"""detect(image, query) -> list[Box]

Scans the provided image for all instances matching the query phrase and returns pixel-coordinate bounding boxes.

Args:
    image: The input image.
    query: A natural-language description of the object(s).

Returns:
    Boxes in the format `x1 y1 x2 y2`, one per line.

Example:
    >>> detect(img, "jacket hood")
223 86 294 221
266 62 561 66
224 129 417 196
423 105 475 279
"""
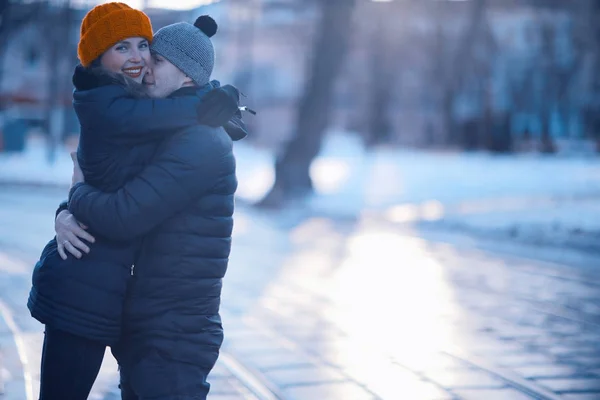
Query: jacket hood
72 64 148 98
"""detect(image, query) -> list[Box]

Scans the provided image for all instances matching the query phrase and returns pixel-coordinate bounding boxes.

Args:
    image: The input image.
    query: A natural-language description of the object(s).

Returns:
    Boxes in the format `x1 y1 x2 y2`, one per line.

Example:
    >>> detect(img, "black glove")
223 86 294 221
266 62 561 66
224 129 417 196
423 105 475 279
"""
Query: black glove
224 110 248 141
197 84 240 128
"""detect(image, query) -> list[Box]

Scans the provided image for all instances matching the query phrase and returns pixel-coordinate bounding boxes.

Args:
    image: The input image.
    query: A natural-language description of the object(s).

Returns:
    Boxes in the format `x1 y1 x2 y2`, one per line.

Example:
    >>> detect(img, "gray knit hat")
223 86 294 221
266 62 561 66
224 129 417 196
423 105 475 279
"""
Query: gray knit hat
150 15 217 86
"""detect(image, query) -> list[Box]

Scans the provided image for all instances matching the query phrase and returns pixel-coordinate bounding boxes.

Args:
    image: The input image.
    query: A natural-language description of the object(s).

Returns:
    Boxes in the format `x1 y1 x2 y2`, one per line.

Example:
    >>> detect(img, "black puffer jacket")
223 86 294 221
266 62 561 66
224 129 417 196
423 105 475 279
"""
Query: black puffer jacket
28 66 244 345
67 92 239 394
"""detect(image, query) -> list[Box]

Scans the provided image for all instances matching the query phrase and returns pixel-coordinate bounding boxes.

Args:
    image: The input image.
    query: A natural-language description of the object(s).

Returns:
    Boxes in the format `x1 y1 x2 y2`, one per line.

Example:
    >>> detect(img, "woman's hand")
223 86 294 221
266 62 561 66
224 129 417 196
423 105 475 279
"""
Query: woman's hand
55 210 95 260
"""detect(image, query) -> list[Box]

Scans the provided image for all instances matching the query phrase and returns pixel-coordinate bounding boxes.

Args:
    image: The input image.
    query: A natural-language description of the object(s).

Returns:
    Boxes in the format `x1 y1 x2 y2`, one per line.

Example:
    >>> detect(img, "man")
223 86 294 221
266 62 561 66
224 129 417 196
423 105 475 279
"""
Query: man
58 15 244 399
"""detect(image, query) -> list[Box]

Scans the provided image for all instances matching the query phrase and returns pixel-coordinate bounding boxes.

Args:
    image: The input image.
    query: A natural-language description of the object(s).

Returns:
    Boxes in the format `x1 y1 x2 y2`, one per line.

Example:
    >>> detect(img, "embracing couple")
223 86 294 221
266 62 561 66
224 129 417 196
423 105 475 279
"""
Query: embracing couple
27 2 247 399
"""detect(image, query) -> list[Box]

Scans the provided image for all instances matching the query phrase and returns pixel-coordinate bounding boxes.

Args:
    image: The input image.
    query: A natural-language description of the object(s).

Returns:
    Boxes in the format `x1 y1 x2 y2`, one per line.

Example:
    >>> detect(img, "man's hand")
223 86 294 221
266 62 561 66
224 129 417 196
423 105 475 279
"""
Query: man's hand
71 152 84 188
55 210 95 260
197 84 240 128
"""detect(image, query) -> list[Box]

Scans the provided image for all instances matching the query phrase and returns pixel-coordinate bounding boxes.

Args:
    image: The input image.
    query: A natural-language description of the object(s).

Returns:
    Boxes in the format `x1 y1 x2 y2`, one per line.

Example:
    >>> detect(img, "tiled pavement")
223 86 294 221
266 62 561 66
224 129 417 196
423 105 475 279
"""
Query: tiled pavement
1 187 600 399
212 211 600 399
95 359 264 400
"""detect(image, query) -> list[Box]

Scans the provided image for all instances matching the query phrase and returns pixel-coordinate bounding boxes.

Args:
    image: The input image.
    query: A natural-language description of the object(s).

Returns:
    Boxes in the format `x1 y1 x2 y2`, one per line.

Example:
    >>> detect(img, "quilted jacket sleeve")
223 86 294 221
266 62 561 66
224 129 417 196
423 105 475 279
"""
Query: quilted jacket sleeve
94 85 240 146
98 87 201 145
68 127 235 241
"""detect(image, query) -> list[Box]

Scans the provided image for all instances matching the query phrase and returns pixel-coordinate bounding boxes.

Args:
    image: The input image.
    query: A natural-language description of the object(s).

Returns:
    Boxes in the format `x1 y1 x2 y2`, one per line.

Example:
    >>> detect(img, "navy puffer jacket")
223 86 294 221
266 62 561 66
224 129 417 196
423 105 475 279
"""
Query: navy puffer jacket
28 66 245 345
67 97 238 392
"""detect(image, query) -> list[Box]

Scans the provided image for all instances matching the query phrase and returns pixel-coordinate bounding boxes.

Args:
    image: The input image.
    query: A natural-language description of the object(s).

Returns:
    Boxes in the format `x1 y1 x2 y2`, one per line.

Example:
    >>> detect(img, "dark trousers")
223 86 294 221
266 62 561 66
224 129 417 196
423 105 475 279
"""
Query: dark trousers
118 362 211 400
39 326 106 400
114 342 210 400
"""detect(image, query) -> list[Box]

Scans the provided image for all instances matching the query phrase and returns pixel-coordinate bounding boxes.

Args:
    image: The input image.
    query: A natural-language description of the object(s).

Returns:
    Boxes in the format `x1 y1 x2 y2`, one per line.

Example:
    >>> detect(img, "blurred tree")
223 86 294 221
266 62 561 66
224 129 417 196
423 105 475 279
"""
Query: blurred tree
44 0 76 163
430 0 488 147
504 0 587 153
533 2 586 154
463 5 499 152
536 19 558 153
0 0 44 107
580 0 600 152
231 0 258 94
259 0 357 207
365 1 396 148
506 50 536 152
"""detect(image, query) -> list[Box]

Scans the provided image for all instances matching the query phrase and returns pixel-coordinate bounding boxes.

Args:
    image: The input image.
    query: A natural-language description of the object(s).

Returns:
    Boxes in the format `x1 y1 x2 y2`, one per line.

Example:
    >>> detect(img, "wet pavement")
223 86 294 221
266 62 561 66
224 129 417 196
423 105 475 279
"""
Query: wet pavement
1 186 599 399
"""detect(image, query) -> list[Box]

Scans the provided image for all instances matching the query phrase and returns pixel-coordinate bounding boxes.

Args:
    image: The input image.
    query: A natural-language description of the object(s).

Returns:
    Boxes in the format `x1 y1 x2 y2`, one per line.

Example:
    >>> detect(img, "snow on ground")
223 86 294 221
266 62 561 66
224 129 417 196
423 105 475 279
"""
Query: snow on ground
0 136 75 187
2 132 600 251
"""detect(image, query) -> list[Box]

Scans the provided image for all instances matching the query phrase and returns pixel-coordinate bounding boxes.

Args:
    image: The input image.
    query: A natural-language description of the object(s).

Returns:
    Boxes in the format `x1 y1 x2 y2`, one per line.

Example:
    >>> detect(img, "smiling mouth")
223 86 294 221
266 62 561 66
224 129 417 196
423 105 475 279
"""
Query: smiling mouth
123 67 143 78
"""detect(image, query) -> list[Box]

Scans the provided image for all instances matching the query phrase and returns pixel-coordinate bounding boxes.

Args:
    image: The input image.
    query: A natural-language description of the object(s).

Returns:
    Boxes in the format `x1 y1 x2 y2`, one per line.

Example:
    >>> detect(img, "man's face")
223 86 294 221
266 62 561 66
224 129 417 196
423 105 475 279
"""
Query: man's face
143 53 190 98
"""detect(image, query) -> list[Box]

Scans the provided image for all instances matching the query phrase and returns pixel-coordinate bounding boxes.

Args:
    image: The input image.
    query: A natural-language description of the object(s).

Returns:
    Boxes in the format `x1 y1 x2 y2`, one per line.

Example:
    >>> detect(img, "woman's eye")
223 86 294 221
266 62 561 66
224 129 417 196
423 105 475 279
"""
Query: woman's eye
140 42 149 49
116 46 127 52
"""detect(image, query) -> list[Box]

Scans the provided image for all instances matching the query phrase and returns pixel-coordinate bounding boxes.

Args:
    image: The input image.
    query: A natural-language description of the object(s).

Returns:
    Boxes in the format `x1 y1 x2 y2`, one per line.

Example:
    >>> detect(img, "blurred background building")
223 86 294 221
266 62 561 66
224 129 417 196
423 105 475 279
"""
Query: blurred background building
0 0 598 165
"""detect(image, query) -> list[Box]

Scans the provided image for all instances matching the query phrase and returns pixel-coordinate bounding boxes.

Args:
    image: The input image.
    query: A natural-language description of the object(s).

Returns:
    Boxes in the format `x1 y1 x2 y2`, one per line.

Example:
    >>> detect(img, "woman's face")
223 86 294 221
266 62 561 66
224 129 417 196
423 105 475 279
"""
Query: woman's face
100 37 150 83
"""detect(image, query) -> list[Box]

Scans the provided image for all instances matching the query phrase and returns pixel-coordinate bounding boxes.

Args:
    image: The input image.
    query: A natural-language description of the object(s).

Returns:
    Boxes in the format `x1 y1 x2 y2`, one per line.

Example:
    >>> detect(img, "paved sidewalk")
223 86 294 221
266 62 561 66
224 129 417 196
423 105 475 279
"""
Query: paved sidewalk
97 358 265 400
216 209 600 400
0 250 270 400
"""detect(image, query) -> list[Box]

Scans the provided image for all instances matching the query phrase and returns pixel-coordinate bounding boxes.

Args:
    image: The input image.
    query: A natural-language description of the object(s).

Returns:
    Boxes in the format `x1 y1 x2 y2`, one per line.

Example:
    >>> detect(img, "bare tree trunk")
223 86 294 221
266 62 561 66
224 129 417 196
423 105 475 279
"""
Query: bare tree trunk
479 81 494 151
0 1 42 108
365 3 395 148
45 0 72 164
258 0 356 207
366 68 393 147
538 21 557 154
471 7 501 152
0 0 11 106
435 0 487 147
431 6 454 148
586 0 600 152
441 89 456 146
539 101 556 153
452 0 487 147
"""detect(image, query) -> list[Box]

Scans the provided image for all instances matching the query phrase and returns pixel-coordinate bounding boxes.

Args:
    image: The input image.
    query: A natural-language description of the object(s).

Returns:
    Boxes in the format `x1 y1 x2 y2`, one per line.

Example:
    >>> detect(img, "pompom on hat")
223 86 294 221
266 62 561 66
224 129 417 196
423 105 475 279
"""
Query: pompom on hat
78 2 153 67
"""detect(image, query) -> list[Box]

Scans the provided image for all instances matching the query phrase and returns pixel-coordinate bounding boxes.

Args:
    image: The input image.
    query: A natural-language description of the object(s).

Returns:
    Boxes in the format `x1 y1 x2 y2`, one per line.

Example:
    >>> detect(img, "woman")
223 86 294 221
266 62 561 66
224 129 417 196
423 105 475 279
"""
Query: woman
27 3 244 399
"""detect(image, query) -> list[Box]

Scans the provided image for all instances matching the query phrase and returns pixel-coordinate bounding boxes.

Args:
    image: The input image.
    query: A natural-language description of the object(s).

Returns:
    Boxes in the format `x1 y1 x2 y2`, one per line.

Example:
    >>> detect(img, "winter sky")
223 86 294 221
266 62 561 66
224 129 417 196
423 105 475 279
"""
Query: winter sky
86 0 219 11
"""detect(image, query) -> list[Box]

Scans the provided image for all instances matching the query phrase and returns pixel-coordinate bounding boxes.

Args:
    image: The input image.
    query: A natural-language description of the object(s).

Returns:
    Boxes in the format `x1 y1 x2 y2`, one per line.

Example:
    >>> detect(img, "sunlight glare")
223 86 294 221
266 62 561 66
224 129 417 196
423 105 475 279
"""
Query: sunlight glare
235 166 274 202
386 200 445 223
327 230 460 353
310 158 352 194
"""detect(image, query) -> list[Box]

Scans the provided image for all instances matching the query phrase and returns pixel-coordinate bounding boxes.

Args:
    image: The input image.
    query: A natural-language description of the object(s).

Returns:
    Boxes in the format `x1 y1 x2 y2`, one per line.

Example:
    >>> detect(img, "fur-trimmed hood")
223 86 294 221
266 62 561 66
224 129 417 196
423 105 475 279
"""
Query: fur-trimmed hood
72 64 149 98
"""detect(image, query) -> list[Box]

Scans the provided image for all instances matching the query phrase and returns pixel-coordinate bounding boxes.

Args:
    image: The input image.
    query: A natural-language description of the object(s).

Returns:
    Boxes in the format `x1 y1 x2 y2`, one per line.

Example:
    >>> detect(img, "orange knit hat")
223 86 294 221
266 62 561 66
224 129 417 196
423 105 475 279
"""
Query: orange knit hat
78 2 153 67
